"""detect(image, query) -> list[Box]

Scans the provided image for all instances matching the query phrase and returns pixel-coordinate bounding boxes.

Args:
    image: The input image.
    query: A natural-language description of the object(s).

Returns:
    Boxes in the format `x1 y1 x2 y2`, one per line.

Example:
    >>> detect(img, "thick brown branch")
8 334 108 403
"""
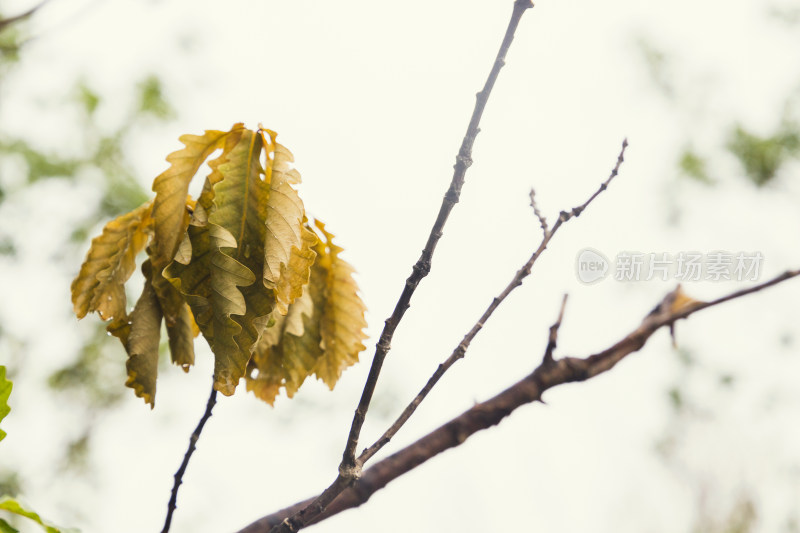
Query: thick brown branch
161 382 217 533
238 269 799 533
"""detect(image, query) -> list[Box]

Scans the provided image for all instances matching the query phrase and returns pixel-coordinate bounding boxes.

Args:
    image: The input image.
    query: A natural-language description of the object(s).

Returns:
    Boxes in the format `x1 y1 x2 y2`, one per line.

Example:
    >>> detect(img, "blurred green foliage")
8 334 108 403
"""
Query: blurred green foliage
0 366 10 442
678 148 713 184
636 37 674 99
726 122 800 187
0 139 81 184
0 472 21 499
47 325 127 409
0 496 73 533
0 2 175 476
667 386 684 412
0 82 160 222
693 496 757 533
137 75 175 119
0 365 21 498
637 28 800 189
769 4 800 26
0 9 25 67
76 81 100 117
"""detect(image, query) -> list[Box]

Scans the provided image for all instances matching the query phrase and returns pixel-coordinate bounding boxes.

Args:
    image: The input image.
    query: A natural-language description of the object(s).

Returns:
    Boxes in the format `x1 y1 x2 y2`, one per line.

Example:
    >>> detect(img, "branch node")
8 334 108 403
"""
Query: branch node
454 344 467 360
455 153 473 169
376 338 391 354
563 357 590 381
413 258 432 277
338 462 363 481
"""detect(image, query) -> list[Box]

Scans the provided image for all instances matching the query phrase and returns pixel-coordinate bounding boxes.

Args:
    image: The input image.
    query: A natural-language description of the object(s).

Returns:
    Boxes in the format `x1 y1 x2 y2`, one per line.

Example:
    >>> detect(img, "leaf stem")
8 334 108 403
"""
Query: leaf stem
161 381 218 533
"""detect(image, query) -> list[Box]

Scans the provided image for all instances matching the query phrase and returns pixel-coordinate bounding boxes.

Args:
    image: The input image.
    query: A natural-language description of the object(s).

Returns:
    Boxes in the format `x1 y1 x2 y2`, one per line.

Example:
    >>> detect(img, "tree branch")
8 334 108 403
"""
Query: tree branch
340 0 536 471
161 382 218 533
529 188 548 236
0 1 48 32
265 3 535 532
542 294 568 364
237 269 800 533
357 139 627 466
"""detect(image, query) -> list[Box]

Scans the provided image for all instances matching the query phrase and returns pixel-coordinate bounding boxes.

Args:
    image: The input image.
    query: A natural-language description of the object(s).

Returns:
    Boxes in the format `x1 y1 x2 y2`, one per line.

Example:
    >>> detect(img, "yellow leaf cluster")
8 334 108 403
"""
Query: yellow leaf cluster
246 220 368 404
71 124 367 407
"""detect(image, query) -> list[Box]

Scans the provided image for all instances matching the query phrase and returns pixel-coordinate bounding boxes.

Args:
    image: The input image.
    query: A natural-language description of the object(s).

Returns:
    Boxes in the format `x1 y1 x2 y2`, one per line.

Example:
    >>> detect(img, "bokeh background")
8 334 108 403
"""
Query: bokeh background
1 0 799 531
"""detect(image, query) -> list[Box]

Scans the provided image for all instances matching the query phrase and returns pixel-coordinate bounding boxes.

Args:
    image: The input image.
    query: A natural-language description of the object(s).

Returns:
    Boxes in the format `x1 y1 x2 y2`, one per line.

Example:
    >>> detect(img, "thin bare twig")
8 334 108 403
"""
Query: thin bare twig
357 139 627 465
529 188 548 236
265 3 535 532
238 268 800 532
543 294 568 364
341 0 536 472
161 383 218 533
0 1 48 32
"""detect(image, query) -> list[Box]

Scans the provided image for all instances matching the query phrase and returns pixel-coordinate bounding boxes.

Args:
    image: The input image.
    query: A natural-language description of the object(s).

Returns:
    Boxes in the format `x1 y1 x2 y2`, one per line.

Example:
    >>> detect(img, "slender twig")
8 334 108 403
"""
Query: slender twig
161 382 218 533
341 0 536 471
543 294 568 364
357 139 627 465
265 4 535 533
237 268 800 533
529 188 548 236
0 0 48 32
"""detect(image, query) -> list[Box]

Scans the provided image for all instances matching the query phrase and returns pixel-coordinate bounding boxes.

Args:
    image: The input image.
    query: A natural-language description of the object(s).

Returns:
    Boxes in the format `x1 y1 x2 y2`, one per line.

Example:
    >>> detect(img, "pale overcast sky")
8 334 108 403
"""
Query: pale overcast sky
1 0 799 532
